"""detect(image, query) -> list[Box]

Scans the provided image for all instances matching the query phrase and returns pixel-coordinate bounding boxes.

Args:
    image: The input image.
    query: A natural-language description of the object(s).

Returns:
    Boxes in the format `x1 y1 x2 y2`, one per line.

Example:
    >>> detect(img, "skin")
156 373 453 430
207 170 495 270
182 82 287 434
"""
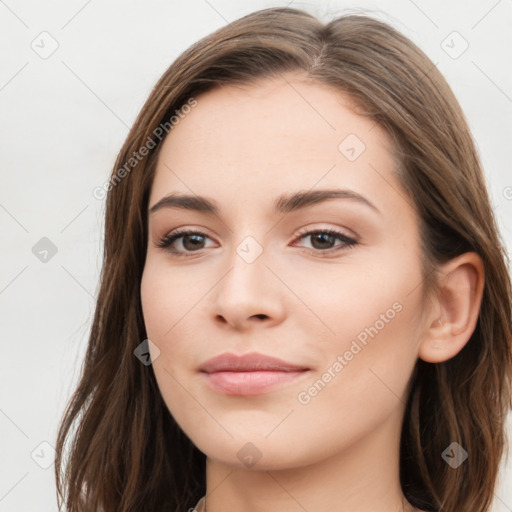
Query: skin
140 71 484 512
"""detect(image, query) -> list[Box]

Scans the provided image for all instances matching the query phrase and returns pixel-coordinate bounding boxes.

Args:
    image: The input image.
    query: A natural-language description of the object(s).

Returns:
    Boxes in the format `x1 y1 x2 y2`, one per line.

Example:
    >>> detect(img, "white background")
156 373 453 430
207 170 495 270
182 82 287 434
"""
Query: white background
1 0 511 510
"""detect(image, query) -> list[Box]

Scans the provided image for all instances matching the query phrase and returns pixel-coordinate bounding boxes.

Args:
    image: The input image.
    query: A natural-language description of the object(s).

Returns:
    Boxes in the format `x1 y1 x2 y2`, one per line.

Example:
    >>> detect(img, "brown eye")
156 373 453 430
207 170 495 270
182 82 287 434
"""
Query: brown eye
156 229 213 256
294 228 358 255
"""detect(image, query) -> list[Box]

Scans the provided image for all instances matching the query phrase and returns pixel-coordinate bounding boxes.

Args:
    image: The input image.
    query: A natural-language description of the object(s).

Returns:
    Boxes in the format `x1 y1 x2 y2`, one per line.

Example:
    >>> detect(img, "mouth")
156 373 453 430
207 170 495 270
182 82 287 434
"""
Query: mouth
199 352 311 396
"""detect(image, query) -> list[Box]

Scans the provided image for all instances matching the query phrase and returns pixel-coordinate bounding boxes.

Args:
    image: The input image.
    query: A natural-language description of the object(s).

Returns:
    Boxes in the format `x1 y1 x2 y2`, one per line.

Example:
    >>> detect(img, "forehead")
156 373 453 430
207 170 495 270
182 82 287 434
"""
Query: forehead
149 75 400 214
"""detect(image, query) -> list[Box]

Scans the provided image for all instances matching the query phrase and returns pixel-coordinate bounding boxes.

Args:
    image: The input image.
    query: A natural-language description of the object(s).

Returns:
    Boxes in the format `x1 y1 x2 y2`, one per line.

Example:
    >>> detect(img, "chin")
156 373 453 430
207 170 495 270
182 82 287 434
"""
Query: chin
191 431 323 472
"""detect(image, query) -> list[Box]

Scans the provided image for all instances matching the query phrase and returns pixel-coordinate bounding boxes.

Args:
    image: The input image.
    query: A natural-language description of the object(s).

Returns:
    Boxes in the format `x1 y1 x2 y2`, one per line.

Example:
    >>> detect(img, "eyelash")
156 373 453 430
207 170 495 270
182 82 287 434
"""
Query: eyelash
155 227 358 258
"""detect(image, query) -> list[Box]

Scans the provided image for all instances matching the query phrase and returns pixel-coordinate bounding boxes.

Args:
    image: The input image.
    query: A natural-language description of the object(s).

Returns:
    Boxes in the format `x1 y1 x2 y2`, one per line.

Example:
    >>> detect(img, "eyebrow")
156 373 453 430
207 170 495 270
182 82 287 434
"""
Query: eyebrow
149 189 380 216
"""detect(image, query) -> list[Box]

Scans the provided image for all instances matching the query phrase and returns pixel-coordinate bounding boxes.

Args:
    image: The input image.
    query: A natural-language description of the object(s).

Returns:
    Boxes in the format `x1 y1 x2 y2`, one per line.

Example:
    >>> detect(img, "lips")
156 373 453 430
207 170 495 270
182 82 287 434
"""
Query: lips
199 352 309 373
199 352 310 396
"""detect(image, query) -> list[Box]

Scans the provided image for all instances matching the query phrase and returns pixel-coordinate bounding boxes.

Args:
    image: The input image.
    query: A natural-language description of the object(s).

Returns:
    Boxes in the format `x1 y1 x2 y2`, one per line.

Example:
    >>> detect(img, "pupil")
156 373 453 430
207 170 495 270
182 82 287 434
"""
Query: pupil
184 234 204 251
312 233 333 249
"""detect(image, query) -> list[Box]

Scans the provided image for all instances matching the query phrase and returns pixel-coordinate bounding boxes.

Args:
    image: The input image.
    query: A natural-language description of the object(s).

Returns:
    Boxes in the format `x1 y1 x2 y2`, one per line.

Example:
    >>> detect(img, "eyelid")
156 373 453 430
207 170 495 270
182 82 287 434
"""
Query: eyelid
294 224 358 241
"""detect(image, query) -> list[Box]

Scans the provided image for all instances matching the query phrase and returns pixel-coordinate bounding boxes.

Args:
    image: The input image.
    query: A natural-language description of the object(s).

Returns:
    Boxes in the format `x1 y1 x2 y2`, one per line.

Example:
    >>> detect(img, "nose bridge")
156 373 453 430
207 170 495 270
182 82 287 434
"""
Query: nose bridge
212 230 284 327
223 232 270 299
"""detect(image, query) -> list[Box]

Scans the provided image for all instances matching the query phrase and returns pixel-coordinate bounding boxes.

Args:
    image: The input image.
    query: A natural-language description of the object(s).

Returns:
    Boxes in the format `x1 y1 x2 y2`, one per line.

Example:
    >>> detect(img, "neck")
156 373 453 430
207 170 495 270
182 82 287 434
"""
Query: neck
201 409 416 512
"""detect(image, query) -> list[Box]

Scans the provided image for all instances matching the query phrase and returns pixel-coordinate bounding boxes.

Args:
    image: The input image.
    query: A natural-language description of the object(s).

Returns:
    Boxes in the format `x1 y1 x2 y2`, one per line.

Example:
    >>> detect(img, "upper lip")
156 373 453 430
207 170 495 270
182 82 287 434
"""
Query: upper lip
199 352 309 373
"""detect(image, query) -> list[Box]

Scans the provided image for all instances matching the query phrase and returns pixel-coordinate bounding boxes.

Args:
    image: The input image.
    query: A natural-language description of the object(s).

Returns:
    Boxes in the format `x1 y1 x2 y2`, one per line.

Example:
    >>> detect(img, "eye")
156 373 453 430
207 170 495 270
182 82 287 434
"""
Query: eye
292 227 358 256
155 227 358 257
155 228 213 256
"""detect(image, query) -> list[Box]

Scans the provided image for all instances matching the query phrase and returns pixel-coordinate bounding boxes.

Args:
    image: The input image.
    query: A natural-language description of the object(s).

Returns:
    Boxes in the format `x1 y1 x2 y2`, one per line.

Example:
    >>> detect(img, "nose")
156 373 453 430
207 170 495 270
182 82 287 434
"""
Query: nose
211 242 286 330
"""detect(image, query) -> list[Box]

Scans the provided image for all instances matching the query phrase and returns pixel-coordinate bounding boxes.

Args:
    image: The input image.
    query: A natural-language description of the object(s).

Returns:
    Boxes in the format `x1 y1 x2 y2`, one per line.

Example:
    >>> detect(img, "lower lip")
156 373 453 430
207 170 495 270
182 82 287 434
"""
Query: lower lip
203 370 309 395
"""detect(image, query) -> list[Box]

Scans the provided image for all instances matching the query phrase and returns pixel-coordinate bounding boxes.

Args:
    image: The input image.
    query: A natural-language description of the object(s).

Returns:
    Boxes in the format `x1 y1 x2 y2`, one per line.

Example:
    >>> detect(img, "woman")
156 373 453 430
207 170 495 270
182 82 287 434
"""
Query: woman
55 7 512 512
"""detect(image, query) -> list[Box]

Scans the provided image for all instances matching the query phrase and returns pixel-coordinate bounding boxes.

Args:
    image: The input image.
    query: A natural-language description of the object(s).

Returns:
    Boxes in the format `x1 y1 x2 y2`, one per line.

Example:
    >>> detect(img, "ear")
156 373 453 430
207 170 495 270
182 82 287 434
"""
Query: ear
418 252 485 363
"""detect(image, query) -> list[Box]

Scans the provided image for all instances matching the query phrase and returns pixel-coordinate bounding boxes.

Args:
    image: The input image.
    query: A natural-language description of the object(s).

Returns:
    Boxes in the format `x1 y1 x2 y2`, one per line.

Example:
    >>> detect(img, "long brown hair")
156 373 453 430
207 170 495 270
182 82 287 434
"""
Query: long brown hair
55 7 512 511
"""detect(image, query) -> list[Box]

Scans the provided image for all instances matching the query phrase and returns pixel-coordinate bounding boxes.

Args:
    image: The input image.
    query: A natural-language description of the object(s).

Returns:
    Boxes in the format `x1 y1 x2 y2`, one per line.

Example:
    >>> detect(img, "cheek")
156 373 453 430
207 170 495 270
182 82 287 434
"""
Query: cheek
284 297 421 465
140 262 164 337
291 255 423 410
288 256 418 347
140 261 206 420
140 259 201 341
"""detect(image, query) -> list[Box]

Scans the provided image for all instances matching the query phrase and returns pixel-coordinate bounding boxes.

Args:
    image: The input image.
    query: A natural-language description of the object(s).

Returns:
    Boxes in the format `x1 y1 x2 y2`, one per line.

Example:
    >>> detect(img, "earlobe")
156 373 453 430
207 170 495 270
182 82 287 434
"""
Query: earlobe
418 252 485 363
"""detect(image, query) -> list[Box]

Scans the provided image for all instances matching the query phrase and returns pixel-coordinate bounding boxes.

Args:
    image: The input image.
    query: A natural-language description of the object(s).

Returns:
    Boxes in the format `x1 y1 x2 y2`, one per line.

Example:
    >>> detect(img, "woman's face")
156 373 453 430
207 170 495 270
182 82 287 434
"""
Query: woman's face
140 73 429 470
